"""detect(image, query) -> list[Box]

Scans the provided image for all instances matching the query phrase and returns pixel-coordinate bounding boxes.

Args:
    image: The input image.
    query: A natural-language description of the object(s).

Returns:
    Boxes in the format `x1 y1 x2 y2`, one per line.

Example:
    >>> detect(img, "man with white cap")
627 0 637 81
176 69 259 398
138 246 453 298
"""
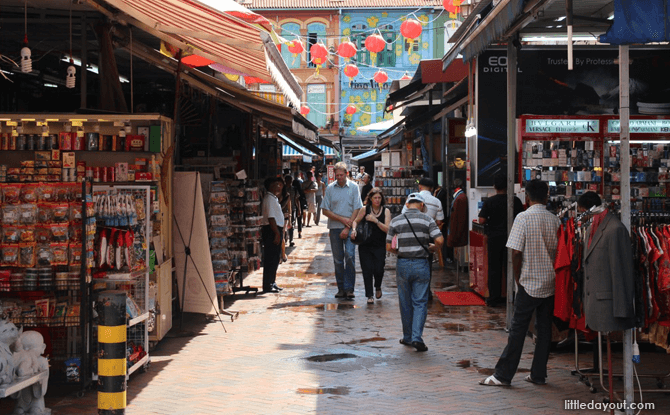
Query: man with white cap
387 192 443 352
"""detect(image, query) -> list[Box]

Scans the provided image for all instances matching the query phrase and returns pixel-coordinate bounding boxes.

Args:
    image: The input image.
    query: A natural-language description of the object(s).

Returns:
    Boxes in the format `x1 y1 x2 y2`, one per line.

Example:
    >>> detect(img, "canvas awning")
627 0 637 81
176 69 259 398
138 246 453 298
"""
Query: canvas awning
278 132 323 156
89 0 302 108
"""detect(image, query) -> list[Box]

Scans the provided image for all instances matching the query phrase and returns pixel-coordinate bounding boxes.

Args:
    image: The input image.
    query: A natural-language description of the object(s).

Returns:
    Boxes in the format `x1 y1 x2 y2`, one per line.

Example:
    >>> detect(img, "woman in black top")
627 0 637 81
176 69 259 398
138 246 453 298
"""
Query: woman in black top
351 187 392 304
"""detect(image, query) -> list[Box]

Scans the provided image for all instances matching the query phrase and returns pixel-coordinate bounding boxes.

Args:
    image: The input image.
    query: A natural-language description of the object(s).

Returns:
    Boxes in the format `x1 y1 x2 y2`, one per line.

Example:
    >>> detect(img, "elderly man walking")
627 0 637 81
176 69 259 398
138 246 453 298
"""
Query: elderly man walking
387 193 443 352
321 162 363 299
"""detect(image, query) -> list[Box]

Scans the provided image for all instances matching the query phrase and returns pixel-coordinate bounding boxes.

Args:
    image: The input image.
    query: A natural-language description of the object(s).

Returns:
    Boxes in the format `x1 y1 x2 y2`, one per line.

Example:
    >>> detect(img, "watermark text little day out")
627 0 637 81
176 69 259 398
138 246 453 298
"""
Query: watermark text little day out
564 400 655 412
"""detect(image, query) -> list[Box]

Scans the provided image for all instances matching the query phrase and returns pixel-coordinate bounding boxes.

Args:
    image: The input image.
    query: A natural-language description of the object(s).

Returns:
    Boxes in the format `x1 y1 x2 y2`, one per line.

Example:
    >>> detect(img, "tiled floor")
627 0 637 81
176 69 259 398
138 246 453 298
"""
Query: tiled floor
2 223 668 414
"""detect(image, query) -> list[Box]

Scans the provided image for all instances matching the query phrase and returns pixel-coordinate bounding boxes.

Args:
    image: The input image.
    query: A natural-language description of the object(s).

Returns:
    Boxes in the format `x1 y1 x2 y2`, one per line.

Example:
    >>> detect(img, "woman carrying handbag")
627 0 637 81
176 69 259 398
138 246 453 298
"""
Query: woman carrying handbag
351 188 391 304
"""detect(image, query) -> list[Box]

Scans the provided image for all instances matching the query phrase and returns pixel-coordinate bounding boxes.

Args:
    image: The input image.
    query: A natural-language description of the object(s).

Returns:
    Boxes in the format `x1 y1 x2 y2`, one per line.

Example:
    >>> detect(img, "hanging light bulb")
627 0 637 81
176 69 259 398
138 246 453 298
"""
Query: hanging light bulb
66 59 76 89
21 1 32 73
64 122 72 132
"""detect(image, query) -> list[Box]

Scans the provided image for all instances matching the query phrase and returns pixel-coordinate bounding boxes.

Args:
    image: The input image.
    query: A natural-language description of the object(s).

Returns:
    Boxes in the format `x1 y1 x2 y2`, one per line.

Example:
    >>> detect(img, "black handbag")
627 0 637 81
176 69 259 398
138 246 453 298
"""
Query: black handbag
352 220 373 246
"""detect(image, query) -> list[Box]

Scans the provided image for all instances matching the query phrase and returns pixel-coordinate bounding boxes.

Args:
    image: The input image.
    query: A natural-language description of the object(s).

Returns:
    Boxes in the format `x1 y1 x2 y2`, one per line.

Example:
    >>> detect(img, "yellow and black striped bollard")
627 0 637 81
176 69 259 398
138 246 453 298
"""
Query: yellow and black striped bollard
98 291 127 414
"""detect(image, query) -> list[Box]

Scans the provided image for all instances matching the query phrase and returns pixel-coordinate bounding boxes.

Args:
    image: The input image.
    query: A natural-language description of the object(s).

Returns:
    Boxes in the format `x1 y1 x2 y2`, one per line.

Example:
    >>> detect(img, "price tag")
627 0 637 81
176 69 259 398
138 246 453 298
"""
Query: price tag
11 129 18 137
37 121 47 126
42 132 49 137
113 121 125 127
76 130 84 137
72 121 84 127
6 121 17 127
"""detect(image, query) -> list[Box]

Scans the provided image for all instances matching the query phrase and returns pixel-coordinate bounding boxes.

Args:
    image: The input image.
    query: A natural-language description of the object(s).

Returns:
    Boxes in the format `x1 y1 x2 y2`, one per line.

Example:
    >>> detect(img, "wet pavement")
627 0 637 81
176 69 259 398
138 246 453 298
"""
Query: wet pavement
3 223 669 414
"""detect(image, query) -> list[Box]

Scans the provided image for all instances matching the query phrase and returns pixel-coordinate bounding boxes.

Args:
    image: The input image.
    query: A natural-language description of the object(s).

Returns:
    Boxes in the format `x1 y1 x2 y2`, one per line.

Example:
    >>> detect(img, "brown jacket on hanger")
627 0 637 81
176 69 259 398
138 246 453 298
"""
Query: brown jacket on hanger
583 213 636 332
447 192 469 247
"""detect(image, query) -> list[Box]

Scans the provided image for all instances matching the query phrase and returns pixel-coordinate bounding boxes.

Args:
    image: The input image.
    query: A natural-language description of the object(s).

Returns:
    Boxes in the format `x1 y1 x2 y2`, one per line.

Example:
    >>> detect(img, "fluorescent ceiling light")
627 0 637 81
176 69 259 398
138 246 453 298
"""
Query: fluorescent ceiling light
609 140 670 144
44 83 58 88
521 35 598 42
555 16 566 22
608 14 614 20
62 55 129 83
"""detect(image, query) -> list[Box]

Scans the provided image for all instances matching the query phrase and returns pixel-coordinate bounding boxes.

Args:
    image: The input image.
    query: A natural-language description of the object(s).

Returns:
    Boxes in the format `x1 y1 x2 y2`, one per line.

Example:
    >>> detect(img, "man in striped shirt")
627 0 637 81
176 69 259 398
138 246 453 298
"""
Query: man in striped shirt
480 180 560 387
387 193 444 352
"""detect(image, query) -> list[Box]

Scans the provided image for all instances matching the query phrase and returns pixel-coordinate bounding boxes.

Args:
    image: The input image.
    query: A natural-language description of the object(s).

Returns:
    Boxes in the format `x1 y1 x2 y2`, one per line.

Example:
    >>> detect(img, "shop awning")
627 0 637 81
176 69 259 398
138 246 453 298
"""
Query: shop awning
352 148 383 161
600 0 670 44
278 132 323 156
283 144 313 157
90 0 302 108
125 40 317 141
317 144 336 157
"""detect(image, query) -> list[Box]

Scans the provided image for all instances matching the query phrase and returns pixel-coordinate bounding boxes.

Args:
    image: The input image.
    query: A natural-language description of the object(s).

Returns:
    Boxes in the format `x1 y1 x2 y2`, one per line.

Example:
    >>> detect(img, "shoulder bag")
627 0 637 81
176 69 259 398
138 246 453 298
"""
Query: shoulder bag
352 206 374 246
403 214 431 255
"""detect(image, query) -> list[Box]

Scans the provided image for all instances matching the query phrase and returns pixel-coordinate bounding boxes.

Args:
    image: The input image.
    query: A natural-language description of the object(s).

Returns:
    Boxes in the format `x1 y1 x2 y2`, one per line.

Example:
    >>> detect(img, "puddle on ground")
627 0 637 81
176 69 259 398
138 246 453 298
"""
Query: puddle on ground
341 337 386 345
455 359 530 375
297 387 350 395
305 353 357 362
269 302 358 311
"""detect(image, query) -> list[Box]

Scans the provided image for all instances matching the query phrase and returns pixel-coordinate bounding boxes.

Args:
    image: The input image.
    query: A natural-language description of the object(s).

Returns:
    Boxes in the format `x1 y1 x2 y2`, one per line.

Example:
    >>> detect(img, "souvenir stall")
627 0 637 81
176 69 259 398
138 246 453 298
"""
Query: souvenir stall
0 114 174 386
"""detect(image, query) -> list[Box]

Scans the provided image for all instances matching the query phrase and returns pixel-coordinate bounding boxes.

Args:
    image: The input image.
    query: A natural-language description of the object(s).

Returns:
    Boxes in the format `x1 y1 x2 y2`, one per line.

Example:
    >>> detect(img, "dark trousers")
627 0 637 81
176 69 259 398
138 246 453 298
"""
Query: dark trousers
293 207 303 235
359 245 386 298
262 225 283 291
487 235 507 300
494 285 554 383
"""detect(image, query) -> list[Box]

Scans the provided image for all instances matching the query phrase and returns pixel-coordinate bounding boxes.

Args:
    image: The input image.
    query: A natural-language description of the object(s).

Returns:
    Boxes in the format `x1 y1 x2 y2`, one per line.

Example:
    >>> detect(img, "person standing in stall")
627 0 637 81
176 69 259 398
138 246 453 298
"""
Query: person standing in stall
480 180 559 386
447 178 469 274
261 178 285 293
478 173 524 306
321 162 363 299
360 173 373 203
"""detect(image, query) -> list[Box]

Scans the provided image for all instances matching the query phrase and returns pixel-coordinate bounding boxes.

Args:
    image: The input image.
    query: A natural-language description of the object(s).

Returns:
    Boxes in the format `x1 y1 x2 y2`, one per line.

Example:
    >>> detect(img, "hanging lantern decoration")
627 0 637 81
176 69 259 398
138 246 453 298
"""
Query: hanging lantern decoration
66 59 76 89
287 39 304 66
400 19 423 52
400 72 412 81
443 0 461 18
373 70 388 92
345 104 357 115
310 42 328 75
337 39 357 61
364 33 386 66
343 64 359 86
300 106 310 116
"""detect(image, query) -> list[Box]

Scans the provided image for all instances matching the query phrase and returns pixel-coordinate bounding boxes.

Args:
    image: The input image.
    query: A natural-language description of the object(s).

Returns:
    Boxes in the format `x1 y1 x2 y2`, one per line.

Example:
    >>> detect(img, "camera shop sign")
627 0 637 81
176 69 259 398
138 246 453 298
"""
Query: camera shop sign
525 119 599 134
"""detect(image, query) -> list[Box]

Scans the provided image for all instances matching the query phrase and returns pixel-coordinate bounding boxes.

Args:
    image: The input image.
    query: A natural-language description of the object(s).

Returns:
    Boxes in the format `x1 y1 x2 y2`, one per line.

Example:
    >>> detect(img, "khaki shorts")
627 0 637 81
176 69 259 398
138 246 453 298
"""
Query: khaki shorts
307 202 317 214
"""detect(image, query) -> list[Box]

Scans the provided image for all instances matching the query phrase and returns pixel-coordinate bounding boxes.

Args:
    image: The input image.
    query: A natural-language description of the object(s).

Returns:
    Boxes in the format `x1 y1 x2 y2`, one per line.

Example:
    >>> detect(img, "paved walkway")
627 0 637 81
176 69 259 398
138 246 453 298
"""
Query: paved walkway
3 223 668 414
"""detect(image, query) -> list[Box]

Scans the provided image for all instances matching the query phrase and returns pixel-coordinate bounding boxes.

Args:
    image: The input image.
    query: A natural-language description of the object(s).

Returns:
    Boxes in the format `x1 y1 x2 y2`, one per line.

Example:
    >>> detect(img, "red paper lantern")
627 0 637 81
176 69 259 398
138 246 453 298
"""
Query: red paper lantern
400 19 423 40
373 70 388 85
300 106 310 116
310 43 328 60
443 0 461 14
287 39 304 55
337 40 357 60
345 104 357 115
364 34 386 66
364 34 386 53
343 64 359 81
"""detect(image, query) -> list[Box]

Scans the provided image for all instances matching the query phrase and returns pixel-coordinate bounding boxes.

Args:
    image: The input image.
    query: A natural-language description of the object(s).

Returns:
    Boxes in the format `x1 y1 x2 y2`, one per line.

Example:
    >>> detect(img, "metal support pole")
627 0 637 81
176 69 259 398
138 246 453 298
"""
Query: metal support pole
97 290 127 414
619 44 634 415
506 39 518 330
80 14 88 108
429 90 434 179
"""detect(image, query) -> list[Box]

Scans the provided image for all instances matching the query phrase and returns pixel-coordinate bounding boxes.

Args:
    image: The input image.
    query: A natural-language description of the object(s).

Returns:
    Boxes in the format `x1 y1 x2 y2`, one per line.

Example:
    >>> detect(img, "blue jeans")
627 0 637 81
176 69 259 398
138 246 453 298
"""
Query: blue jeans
329 229 356 292
396 258 431 343
494 285 554 383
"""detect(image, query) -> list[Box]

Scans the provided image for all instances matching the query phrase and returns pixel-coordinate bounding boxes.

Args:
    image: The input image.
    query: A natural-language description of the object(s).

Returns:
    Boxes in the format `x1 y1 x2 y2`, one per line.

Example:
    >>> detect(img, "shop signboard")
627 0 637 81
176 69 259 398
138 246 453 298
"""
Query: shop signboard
476 48 670 187
525 119 599 134
608 119 670 134
327 164 335 184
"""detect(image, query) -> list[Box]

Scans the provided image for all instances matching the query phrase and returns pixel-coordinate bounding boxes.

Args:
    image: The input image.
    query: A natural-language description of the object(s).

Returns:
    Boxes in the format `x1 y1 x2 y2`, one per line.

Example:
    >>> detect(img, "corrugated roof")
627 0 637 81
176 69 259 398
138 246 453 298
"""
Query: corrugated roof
248 0 443 10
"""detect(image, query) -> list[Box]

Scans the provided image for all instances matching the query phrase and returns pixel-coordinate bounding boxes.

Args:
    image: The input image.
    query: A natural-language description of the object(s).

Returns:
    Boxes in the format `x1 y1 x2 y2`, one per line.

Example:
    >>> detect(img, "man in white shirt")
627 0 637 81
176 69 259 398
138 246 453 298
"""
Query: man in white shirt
261 177 285 293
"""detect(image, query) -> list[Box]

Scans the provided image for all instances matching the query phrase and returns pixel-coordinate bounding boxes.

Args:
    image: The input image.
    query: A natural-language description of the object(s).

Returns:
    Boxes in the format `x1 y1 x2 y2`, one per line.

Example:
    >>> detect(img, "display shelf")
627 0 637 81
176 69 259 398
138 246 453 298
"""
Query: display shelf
128 312 150 328
127 354 150 377
0 371 49 398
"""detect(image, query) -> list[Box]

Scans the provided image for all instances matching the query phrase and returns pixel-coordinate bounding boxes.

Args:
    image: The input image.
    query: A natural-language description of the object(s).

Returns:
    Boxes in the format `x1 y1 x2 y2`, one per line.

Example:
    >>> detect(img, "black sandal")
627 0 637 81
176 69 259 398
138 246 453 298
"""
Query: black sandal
399 339 412 346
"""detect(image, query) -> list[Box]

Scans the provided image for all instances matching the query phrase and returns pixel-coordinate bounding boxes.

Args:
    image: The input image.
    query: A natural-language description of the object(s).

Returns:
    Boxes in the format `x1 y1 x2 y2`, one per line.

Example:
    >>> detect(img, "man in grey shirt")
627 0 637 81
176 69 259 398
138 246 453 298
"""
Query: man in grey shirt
321 162 363 299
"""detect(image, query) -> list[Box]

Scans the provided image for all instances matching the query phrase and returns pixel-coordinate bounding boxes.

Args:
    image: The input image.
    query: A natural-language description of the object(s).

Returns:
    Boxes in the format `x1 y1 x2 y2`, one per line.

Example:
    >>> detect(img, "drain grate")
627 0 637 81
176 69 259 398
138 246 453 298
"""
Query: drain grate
305 353 357 362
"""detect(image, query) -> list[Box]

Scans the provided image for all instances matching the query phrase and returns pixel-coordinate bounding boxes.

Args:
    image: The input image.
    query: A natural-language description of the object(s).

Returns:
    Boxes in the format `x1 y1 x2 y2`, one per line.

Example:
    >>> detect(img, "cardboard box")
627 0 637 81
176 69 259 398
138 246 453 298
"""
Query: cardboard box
135 172 153 182
62 152 76 168
115 162 129 182
51 150 61 161
126 135 145 152
138 127 150 152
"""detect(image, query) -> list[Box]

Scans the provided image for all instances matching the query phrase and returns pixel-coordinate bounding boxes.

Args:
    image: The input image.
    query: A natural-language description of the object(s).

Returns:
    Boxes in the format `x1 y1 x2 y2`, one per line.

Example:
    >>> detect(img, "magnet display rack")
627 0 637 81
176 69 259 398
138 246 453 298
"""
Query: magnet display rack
91 185 151 379
374 166 419 216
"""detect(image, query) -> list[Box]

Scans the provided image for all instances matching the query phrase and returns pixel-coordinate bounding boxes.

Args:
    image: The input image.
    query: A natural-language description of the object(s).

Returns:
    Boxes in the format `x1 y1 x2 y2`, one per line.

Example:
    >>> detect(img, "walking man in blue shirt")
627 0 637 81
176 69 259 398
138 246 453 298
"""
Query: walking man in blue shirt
321 162 363 299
